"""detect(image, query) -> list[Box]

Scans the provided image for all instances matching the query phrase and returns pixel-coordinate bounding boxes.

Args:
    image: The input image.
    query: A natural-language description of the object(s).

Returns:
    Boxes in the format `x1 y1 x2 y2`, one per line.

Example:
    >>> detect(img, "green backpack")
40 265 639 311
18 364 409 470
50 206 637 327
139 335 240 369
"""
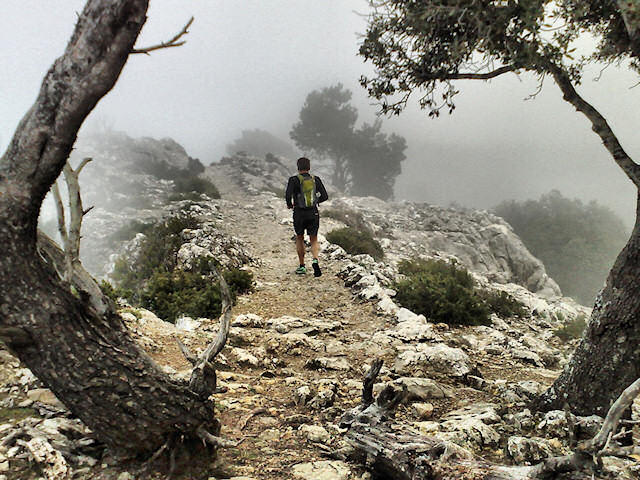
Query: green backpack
296 174 317 208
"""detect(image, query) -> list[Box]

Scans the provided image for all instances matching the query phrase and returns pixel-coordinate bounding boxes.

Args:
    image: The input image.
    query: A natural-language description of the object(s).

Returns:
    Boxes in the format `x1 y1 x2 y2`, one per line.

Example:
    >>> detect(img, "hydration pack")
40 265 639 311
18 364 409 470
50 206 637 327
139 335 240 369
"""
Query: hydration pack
296 174 317 208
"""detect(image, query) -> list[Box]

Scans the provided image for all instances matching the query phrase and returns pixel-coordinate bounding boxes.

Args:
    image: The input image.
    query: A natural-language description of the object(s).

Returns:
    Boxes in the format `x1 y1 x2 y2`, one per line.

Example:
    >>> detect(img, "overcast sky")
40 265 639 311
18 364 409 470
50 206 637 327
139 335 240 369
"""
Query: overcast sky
2 1 639 225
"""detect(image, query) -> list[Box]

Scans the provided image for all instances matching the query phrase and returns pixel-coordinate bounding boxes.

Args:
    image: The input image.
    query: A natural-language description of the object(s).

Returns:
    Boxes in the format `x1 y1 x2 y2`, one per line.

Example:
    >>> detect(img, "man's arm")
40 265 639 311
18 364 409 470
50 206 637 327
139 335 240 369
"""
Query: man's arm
285 176 296 209
315 177 329 204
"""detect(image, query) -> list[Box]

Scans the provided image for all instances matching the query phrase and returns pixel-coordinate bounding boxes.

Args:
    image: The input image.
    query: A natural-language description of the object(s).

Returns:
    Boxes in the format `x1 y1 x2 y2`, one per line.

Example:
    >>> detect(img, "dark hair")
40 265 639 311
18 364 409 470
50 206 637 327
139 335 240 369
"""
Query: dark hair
297 157 311 171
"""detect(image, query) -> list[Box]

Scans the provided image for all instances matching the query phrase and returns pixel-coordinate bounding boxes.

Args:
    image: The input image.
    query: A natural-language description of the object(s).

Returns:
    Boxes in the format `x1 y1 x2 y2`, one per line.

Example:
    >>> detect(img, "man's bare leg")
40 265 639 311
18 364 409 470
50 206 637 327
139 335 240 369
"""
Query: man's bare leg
310 235 322 277
310 235 319 260
296 234 306 266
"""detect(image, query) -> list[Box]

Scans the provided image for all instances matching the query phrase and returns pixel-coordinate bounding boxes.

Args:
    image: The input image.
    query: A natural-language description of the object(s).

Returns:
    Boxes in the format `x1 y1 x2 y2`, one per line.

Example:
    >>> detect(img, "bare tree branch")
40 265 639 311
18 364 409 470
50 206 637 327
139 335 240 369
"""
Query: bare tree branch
187 263 232 398
50 182 69 255
196 427 242 448
176 338 198 366
132 17 194 55
362 359 384 407
432 65 516 81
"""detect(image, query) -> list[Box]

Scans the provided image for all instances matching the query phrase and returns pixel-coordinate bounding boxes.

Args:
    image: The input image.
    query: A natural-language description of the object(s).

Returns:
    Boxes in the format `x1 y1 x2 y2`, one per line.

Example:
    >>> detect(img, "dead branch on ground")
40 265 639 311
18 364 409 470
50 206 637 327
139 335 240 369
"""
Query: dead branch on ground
340 360 640 479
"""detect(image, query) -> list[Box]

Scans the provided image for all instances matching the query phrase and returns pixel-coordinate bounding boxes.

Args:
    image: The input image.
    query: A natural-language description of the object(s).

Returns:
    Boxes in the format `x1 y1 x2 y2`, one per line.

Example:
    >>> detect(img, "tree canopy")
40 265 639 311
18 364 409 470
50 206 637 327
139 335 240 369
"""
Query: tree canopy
290 84 406 200
494 191 629 305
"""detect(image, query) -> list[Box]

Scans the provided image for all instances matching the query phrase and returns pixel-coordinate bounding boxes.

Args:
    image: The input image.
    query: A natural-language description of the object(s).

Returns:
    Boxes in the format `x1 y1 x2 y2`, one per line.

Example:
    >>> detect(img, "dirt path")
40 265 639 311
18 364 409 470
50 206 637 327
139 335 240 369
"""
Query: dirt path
146 170 394 479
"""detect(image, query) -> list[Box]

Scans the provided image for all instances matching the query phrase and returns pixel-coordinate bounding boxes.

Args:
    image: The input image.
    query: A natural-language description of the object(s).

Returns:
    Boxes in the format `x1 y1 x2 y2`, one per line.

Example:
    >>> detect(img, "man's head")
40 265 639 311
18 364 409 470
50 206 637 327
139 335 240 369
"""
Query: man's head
297 157 311 172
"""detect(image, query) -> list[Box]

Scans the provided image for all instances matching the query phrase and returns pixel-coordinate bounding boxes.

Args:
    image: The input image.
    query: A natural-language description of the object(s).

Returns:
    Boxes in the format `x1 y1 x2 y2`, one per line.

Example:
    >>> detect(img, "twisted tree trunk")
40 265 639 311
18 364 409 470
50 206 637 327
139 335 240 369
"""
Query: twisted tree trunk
0 0 218 455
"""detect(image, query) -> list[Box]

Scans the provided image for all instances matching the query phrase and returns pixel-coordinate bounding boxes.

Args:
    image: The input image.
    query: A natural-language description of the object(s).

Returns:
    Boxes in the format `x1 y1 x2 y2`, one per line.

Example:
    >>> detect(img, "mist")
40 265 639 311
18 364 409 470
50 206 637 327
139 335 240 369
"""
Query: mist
1 0 638 226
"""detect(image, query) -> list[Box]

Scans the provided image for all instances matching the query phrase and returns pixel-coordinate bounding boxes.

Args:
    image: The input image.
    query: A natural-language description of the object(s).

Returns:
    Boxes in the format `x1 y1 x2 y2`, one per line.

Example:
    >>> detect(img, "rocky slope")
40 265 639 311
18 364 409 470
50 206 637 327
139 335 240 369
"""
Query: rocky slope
3 135 635 480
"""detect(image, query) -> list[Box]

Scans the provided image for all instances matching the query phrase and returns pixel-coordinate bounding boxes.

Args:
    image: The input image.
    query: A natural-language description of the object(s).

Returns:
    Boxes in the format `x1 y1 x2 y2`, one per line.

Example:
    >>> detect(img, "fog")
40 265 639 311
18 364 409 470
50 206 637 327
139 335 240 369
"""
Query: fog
2 1 638 226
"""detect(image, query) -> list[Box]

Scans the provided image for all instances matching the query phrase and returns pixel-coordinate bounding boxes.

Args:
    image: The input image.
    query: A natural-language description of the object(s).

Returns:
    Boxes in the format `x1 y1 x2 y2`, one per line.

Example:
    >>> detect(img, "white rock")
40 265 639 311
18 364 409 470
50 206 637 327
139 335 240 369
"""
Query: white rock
292 460 351 480
26 389 66 410
175 316 201 331
231 348 260 367
392 377 451 401
396 308 427 324
233 313 265 328
299 424 332 444
294 386 313 406
506 436 566 464
394 343 473 377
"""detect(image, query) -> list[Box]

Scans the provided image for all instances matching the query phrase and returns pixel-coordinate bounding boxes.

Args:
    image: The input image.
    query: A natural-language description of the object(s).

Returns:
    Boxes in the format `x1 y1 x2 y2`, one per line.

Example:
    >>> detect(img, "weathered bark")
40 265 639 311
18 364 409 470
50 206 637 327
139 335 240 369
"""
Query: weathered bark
536 192 640 415
0 0 219 455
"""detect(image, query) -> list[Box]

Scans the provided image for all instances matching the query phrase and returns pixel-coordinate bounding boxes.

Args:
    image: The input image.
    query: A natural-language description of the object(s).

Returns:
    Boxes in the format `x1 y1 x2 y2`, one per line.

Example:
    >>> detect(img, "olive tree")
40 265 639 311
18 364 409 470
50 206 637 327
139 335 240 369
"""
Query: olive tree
359 0 640 416
0 0 231 457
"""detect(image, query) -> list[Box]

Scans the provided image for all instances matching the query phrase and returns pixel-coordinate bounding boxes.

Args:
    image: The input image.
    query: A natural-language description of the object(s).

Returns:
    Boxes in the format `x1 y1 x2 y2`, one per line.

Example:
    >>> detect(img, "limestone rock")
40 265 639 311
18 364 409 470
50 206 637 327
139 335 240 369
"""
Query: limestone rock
299 424 332 444
439 403 503 450
26 389 66 410
394 343 473 377
305 357 350 372
291 460 352 480
175 316 201 331
233 313 266 328
506 436 566 464
392 377 452 401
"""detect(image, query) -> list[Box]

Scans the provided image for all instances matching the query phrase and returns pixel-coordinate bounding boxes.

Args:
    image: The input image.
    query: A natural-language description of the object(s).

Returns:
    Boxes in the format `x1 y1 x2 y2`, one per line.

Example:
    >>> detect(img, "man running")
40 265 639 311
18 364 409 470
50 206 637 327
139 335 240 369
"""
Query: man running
285 157 329 276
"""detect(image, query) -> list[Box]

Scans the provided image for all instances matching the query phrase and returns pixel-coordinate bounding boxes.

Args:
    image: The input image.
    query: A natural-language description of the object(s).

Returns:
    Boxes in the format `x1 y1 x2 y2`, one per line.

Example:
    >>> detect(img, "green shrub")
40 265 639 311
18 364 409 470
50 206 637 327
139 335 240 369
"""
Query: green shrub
394 258 490 326
109 215 253 322
139 268 253 322
554 315 588 341
173 176 220 199
478 290 529 318
99 279 131 303
223 268 254 295
326 226 384 260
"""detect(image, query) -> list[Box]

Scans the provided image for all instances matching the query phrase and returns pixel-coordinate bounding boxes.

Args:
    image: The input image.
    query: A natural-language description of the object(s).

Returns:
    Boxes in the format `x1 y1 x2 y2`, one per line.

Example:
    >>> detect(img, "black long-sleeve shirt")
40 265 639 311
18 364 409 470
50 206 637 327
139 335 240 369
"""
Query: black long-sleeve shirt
285 172 329 210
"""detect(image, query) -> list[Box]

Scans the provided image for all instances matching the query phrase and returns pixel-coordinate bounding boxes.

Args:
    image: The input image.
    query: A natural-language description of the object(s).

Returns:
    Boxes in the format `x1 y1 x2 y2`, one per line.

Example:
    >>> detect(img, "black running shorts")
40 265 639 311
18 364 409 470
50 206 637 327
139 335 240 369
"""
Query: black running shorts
293 208 320 236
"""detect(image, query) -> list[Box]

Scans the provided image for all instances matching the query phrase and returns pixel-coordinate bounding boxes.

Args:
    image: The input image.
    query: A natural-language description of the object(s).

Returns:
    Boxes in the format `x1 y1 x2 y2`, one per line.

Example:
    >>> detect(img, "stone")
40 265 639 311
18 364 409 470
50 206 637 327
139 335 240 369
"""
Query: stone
394 343 473 377
413 402 435 419
309 388 336 410
175 316 201 331
305 357 350 371
439 403 503 450
537 410 577 439
26 389 66 410
299 424 332 444
231 348 260 367
294 386 313 406
392 377 451 401
506 436 566 464
117 473 135 480
233 313 266 328
396 308 427 324
291 460 351 480
387 320 441 343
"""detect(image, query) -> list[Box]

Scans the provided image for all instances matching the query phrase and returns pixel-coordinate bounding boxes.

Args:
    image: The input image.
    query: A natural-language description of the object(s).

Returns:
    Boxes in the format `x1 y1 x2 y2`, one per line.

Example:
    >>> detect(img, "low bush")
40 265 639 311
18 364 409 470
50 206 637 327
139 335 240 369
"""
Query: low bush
109 215 252 322
326 226 384 260
478 290 529 318
554 315 588 341
393 258 490 326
